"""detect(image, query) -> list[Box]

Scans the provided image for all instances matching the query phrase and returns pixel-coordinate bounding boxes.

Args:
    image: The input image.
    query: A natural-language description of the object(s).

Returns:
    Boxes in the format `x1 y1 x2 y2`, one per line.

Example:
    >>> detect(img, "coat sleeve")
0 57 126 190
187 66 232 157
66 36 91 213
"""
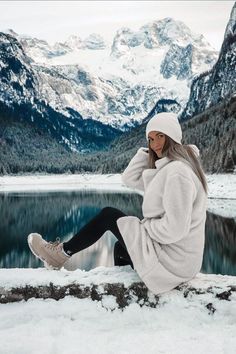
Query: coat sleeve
142 173 197 244
121 147 149 192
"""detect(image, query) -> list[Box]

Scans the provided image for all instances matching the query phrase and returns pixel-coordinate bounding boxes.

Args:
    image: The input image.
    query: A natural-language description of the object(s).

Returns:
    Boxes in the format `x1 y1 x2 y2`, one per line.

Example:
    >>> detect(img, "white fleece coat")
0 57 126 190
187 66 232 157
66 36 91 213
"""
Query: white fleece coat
116 147 207 295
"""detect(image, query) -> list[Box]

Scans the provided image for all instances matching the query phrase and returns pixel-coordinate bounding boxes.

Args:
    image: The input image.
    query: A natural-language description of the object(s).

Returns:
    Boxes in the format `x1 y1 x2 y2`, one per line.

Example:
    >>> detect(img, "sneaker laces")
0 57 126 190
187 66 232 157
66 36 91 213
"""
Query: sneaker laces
46 237 61 250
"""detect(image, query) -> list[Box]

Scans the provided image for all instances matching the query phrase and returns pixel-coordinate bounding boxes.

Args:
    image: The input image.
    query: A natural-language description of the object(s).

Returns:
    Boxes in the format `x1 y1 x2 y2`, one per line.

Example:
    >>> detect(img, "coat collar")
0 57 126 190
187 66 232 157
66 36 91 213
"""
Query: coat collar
142 157 172 182
154 156 172 172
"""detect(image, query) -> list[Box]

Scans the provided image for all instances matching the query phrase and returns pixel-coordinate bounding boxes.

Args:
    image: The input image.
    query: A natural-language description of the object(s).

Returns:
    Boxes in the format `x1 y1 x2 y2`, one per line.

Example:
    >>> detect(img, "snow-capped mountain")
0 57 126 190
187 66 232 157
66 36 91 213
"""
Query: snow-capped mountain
0 32 38 101
83 33 106 50
0 32 120 152
5 17 218 129
180 3 236 120
111 18 216 78
34 63 178 129
7 30 107 61
1 16 222 155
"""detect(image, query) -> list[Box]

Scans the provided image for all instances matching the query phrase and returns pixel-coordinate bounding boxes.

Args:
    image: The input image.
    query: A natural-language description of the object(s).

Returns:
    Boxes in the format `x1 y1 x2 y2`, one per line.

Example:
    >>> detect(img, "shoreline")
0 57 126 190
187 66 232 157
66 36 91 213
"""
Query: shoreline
0 173 235 218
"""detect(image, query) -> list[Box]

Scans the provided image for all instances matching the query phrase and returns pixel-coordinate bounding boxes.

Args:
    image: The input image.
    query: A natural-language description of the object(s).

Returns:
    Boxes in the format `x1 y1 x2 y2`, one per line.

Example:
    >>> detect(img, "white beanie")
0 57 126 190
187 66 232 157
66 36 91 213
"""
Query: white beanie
146 112 182 144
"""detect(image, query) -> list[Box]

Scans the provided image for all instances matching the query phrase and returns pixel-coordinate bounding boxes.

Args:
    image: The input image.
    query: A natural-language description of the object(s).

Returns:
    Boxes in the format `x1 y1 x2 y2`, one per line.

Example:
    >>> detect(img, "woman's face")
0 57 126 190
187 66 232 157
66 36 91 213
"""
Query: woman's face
148 131 166 158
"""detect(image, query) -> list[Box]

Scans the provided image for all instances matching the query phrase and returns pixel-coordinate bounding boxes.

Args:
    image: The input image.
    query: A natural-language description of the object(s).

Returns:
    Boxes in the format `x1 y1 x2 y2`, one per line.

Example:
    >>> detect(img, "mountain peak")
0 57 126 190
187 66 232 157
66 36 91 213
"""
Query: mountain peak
224 2 236 38
64 35 83 50
111 17 216 58
141 17 208 48
83 33 106 49
180 1 236 120
63 33 106 50
4 28 18 37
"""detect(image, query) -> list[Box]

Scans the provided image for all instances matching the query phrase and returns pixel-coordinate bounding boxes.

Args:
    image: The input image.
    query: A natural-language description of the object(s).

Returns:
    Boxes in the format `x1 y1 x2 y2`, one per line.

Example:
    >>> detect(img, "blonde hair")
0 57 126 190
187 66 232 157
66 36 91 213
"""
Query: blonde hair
148 135 208 195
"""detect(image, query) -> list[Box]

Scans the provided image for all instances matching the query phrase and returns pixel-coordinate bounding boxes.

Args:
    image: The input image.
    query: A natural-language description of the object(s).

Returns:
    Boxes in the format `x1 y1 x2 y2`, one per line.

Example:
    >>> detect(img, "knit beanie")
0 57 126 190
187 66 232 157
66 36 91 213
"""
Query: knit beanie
145 112 182 144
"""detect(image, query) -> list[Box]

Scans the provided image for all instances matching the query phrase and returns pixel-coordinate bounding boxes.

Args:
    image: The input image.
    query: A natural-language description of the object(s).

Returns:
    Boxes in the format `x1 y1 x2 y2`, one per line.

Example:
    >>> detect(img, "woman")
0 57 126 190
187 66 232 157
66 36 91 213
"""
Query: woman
28 112 208 295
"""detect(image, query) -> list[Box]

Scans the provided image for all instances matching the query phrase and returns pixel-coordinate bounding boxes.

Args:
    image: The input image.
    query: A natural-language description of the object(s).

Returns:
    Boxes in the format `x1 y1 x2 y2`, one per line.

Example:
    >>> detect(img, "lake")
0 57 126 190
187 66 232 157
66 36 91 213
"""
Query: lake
0 191 235 275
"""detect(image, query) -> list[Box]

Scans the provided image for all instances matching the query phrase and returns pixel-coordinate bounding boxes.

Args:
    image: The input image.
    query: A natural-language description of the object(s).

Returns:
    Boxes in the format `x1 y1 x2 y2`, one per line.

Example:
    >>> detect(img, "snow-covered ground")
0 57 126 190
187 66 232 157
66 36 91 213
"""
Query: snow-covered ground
0 267 236 354
0 172 235 218
0 172 235 354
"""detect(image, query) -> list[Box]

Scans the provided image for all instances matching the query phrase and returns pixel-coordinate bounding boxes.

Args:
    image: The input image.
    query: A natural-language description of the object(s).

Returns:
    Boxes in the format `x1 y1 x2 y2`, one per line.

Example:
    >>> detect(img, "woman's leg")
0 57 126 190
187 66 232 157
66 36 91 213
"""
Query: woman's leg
28 206 134 270
63 207 129 256
114 241 134 269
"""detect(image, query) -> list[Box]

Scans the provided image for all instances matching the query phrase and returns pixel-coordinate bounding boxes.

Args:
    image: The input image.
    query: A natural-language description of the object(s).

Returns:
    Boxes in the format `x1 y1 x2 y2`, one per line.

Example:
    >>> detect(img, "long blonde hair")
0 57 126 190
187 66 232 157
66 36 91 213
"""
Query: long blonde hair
148 135 208 194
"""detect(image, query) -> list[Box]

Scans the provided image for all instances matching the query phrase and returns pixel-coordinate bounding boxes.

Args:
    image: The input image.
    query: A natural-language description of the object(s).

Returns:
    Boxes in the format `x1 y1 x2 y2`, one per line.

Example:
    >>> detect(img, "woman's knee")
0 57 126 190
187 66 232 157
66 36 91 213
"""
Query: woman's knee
100 206 121 218
100 207 114 215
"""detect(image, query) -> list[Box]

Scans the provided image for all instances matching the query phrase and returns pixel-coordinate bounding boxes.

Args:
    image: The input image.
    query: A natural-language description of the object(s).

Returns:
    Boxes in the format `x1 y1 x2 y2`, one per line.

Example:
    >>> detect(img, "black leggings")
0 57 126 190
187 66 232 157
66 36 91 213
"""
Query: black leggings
63 207 134 269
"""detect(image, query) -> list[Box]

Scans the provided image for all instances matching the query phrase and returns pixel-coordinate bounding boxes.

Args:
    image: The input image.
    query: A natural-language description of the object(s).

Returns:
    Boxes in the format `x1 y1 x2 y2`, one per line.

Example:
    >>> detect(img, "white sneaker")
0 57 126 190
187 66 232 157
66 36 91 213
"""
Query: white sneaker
28 233 70 270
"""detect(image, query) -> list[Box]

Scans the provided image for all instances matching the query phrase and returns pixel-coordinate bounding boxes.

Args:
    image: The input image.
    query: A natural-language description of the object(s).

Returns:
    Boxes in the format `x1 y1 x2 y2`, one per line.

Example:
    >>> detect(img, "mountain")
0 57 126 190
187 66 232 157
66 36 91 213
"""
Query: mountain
4 17 217 129
17 32 107 59
0 32 121 153
111 18 216 80
180 3 236 120
2 12 234 175
1 94 234 175
101 5 236 174
168 3 236 173
180 95 235 173
83 33 106 50
76 94 235 175
33 64 168 130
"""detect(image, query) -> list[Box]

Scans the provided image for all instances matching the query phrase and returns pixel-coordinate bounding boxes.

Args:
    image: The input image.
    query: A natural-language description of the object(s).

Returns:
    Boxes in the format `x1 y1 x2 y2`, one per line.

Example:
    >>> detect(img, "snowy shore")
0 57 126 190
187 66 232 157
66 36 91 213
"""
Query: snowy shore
0 172 236 218
0 267 236 354
1 266 236 291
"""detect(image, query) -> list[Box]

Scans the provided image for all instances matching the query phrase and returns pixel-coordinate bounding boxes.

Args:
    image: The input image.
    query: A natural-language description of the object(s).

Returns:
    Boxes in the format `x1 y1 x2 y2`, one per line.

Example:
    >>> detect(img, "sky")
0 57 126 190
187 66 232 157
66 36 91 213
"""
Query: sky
0 1 235 50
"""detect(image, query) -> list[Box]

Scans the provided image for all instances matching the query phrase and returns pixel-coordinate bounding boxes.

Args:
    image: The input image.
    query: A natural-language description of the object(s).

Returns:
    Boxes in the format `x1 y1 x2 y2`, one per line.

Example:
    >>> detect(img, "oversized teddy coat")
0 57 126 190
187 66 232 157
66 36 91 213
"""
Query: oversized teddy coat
116 146 207 295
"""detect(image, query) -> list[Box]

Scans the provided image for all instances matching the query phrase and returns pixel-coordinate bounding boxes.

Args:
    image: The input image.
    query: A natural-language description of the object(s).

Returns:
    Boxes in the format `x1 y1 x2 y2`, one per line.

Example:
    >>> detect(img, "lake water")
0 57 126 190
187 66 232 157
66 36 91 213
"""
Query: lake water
0 191 235 276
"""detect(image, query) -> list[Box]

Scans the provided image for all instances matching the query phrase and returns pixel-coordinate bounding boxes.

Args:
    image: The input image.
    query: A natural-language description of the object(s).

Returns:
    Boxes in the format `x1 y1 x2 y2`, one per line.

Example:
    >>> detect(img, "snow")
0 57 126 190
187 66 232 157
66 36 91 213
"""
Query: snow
1 266 236 293
0 266 140 290
0 268 236 354
22 26 216 129
0 173 236 353
0 294 235 354
0 172 235 218
27 20 217 88
46 45 190 102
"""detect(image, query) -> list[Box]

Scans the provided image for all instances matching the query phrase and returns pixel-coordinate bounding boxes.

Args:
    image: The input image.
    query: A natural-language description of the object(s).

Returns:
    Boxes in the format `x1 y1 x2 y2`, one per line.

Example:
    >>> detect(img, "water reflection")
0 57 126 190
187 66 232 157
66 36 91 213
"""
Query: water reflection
202 212 236 275
0 191 235 275
0 191 143 270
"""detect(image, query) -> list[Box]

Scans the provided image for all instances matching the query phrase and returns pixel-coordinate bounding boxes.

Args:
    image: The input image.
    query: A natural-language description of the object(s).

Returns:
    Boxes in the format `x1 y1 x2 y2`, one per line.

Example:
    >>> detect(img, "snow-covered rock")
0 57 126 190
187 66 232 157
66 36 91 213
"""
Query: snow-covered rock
83 33 106 50
63 34 83 51
181 3 236 120
0 267 235 312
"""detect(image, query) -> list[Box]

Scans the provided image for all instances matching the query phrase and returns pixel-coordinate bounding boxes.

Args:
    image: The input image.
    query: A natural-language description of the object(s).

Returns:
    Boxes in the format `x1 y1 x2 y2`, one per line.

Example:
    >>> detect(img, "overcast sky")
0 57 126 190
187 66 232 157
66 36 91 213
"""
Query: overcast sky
1 1 235 50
